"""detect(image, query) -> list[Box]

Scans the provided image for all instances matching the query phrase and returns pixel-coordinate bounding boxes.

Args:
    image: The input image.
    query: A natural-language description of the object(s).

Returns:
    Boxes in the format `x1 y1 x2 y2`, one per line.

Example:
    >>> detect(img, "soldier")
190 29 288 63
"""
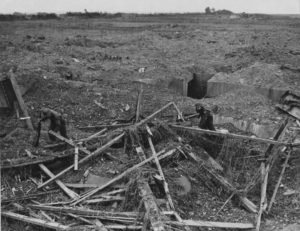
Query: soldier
34 108 67 146
195 103 215 131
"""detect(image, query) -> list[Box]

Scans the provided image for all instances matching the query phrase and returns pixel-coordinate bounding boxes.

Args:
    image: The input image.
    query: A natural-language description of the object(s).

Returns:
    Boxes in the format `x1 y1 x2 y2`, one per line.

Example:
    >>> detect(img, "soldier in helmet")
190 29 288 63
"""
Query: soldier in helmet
195 103 215 131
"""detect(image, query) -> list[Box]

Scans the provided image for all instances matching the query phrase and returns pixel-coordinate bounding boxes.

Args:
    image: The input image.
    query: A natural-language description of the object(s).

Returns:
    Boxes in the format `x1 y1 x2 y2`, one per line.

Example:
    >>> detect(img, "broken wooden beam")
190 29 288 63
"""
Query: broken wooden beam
148 136 175 210
135 87 143 123
138 178 166 231
1 152 73 170
73 224 142 230
256 161 269 231
78 123 132 130
135 102 174 128
85 196 125 204
9 72 34 130
166 220 254 229
1 190 59 204
1 211 70 230
71 149 177 205
77 128 108 142
171 125 291 146
25 150 79 200
30 205 138 219
48 130 90 156
172 102 185 122
38 132 125 189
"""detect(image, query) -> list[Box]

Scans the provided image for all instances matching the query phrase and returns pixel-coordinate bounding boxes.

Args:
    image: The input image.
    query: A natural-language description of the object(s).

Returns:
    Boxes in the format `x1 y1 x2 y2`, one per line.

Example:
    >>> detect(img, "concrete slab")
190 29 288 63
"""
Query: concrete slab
214 114 278 139
207 62 300 102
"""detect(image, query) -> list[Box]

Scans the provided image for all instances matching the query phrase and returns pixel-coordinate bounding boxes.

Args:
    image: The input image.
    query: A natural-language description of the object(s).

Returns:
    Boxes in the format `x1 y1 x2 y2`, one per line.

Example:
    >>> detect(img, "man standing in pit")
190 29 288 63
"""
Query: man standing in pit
34 108 68 146
195 103 216 131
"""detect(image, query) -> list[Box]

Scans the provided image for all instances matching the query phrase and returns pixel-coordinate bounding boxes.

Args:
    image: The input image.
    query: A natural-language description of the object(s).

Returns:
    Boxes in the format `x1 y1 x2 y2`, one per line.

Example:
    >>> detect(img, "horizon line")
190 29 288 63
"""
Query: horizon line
1 10 299 15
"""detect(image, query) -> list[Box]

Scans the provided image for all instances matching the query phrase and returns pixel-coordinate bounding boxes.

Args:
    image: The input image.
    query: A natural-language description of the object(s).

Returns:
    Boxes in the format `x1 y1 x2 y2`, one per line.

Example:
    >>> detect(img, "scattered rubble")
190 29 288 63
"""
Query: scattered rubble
1 14 300 231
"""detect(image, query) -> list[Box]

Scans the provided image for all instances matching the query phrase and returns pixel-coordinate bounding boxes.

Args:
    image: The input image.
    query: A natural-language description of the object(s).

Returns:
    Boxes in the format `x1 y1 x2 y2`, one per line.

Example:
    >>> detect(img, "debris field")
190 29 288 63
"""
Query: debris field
1 13 300 231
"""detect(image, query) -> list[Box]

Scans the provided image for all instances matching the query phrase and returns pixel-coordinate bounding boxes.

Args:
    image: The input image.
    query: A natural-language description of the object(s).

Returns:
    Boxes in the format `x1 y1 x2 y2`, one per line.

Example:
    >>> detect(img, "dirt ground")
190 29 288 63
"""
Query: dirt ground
1 14 300 230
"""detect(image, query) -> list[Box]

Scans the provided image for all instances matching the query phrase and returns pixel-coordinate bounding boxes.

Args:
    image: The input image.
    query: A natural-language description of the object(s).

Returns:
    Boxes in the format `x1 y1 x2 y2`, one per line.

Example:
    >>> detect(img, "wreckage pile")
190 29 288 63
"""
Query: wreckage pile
1 84 300 231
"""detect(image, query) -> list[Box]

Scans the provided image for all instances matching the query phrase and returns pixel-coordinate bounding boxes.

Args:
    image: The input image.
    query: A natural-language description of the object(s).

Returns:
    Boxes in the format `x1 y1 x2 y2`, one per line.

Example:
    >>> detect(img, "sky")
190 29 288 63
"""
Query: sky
0 0 299 14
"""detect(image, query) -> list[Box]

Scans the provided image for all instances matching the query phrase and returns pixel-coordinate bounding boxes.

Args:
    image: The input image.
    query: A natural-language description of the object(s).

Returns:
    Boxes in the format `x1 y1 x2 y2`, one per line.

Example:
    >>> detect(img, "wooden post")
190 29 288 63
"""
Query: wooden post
135 86 143 123
25 150 79 200
148 137 175 210
38 132 125 189
74 146 79 171
9 72 33 130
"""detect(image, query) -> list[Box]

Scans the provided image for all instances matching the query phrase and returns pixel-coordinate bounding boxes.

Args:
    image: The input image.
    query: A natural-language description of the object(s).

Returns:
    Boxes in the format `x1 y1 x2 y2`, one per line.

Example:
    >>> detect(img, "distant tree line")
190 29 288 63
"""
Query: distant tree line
205 7 233 15
0 11 123 21
65 11 122 18
0 12 58 21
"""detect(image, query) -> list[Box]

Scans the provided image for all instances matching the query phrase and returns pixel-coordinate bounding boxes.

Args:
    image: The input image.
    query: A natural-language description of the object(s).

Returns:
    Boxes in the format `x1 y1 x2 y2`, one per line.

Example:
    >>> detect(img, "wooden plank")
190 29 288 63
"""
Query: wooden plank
256 162 269 231
166 220 254 229
25 150 79 200
71 149 177 205
171 125 291 146
1 190 59 204
79 123 132 130
49 130 119 162
85 196 125 204
148 136 175 210
172 102 185 121
48 131 91 156
38 132 125 189
138 178 166 231
1 211 70 230
267 149 292 213
1 153 73 170
135 102 174 128
77 128 107 142
9 73 33 130
30 205 138 218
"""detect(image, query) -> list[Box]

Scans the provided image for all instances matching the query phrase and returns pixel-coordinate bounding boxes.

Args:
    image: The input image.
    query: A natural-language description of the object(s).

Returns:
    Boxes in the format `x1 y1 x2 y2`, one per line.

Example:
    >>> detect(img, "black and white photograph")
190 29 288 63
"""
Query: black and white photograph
0 1 300 230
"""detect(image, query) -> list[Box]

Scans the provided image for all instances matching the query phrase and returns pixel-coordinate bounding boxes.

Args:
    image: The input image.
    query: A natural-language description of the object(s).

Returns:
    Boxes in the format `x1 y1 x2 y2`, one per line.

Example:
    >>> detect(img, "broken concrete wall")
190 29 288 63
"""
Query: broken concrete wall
168 78 187 96
214 114 278 139
207 82 287 102
207 62 300 102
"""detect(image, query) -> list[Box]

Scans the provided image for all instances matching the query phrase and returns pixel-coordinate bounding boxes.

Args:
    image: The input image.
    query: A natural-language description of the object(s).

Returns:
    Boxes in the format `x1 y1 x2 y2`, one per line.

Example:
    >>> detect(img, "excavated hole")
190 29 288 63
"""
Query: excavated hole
187 73 209 99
